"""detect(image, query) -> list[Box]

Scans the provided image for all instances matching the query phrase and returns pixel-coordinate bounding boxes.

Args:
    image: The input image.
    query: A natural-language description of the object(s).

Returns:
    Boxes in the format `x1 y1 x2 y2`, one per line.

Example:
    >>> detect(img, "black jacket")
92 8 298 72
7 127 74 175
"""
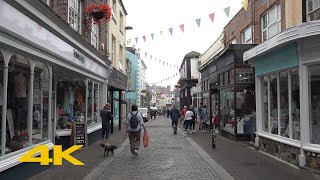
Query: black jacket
100 109 112 127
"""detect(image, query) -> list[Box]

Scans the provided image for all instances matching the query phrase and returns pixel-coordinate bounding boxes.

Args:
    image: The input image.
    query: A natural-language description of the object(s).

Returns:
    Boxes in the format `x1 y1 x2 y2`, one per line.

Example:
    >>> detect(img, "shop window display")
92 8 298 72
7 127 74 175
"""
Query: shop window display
270 74 278 135
0 55 4 156
263 76 269 132
6 56 31 154
291 69 300 140
236 86 256 134
56 80 86 130
309 65 320 144
32 62 49 143
220 88 235 134
87 80 93 125
279 72 289 137
92 83 98 125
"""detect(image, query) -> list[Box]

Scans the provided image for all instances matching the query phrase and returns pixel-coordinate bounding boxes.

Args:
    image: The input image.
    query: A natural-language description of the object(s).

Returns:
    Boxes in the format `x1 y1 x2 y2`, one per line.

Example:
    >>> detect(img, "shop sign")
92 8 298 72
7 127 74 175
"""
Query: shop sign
73 50 85 64
71 122 88 147
255 43 298 76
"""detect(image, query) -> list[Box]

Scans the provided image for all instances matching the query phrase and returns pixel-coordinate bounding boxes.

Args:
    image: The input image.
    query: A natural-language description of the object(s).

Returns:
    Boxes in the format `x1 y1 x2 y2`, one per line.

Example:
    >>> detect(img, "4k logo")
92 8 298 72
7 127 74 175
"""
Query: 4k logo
19 145 84 165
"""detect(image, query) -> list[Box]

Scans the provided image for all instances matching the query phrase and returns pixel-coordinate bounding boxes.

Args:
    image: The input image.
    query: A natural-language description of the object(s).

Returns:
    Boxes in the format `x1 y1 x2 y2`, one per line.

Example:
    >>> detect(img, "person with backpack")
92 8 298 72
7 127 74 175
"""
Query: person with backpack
190 105 197 133
169 105 180 134
100 103 113 147
200 105 209 132
126 104 147 157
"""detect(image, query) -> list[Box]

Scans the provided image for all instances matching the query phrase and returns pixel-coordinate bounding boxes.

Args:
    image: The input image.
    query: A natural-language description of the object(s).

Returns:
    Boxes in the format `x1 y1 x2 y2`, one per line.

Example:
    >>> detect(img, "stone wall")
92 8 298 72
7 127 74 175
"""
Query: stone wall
306 151 320 171
259 137 300 166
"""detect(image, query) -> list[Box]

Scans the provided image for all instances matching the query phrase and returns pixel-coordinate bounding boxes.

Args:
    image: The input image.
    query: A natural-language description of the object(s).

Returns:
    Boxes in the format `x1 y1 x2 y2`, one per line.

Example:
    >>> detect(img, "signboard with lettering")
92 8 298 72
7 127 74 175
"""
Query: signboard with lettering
70 122 88 147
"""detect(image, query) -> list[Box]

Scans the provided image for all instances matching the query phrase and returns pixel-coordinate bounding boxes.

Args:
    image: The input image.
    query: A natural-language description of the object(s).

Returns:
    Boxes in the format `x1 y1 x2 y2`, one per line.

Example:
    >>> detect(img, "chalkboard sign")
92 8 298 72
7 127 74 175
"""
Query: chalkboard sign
70 122 88 147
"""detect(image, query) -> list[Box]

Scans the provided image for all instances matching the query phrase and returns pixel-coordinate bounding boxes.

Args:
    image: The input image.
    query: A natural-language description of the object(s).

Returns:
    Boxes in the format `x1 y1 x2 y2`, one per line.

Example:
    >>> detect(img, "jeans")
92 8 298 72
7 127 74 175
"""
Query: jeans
172 119 178 129
201 122 206 130
191 120 196 130
129 130 141 153
185 120 192 130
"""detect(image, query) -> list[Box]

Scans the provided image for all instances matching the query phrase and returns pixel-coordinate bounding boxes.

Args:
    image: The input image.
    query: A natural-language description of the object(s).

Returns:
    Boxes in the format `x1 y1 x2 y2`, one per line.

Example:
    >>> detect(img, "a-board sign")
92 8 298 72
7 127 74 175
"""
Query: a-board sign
70 122 88 147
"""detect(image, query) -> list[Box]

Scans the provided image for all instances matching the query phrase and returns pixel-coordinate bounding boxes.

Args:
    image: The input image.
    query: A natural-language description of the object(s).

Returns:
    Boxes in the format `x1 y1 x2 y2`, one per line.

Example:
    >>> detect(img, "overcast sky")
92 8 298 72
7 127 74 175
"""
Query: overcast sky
123 0 243 87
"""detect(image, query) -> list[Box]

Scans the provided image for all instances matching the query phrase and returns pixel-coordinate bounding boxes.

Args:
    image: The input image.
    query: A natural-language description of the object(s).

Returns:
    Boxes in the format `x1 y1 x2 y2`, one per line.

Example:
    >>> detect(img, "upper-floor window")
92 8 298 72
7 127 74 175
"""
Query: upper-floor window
111 35 116 63
119 45 124 70
120 12 124 32
68 0 81 32
241 26 252 44
307 0 320 21
112 0 117 19
91 21 99 49
261 4 281 42
230 38 237 44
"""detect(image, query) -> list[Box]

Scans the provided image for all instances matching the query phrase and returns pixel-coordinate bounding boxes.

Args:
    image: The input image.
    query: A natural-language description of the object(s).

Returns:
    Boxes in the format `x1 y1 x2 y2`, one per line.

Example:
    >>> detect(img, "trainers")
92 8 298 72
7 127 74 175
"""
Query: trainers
133 149 138 157
193 130 196 133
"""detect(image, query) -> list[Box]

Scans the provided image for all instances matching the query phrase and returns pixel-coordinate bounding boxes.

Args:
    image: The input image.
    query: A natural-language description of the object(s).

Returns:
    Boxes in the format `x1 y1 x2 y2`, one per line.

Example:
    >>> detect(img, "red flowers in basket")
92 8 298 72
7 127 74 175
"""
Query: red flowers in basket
84 4 112 24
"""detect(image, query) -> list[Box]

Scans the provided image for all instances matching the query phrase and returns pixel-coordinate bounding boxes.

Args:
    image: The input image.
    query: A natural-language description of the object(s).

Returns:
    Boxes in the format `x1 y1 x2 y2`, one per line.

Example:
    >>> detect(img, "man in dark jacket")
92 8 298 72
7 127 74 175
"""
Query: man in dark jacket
100 103 112 147
170 105 181 134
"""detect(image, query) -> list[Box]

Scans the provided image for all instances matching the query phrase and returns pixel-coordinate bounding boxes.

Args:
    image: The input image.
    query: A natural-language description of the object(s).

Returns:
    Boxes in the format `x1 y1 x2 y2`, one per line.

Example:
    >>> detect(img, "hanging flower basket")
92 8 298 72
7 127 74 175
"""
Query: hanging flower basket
84 4 112 24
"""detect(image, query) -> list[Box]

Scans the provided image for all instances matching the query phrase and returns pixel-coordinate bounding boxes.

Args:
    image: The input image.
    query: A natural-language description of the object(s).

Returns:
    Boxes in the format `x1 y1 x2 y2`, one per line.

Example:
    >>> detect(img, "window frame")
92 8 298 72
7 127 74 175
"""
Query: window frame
241 25 252 44
120 12 124 33
91 21 99 49
307 0 320 21
111 35 116 64
261 4 281 42
68 0 81 33
112 0 117 21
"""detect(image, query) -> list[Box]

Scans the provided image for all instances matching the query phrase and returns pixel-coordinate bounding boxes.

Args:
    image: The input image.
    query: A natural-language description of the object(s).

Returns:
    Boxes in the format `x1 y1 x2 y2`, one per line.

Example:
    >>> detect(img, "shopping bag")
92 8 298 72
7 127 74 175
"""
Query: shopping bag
143 131 149 148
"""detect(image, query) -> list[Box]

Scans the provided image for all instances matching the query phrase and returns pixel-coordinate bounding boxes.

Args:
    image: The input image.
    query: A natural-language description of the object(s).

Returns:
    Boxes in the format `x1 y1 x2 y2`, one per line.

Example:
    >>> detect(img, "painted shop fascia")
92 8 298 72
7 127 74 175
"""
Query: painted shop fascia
244 20 320 170
0 0 111 172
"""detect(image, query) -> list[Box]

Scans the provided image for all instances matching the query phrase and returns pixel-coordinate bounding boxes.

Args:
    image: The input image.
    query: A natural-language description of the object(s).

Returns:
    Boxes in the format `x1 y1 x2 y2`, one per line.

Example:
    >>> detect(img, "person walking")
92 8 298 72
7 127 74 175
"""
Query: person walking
100 103 112 147
198 103 203 130
126 104 147 157
167 108 170 118
181 106 187 129
185 106 194 134
169 105 180 134
200 105 209 132
190 105 197 133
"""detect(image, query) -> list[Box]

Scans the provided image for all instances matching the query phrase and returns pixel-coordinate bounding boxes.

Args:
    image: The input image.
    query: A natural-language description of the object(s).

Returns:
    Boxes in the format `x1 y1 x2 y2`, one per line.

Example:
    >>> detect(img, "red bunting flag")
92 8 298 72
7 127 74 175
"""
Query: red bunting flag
179 24 184 32
143 36 146 42
145 52 148 57
209 13 215 23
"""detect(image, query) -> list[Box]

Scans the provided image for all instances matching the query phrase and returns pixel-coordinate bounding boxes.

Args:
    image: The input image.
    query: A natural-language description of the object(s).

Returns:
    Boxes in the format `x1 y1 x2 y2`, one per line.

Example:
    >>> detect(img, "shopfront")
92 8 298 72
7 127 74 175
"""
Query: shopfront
244 21 320 170
107 67 128 133
214 45 256 140
0 0 109 172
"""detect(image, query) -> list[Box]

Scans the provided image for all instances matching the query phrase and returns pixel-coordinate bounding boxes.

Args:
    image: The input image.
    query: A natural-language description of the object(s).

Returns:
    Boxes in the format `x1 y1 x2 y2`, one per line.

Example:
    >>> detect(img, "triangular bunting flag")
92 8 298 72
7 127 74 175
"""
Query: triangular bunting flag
145 52 148 58
169 28 173 36
195 18 201 27
151 33 154 40
179 24 184 32
138 48 141 52
143 36 146 42
160 31 163 36
209 13 215 23
150 55 153 60
224 6 230 17
241 0 249 11
135 37 138 44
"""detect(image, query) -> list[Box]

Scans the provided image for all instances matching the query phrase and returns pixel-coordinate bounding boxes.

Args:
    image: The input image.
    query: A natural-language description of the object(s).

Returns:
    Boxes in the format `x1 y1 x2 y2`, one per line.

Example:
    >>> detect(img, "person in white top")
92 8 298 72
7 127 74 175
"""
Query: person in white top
184 105 194 133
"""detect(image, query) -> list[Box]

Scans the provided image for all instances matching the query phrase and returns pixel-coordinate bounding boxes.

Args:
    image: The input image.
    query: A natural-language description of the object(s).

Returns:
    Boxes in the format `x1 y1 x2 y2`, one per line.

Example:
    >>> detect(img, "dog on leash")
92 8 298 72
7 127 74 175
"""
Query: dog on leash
104 145 117 157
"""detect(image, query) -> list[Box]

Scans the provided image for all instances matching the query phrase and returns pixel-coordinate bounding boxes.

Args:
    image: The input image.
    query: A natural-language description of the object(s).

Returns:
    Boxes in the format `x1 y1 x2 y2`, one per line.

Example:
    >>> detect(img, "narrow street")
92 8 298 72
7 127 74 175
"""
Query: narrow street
84 117 233 180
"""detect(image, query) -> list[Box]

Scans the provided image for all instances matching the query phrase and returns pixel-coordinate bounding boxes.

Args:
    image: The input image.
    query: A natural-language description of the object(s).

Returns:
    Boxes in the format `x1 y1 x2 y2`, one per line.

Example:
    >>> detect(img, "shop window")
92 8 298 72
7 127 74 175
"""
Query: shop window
87 80 93 125
220 88 235 134
309 65 320 144
307 0 320 21
224 72 229 85
120 12 124 32
0 54 4 156
261 4 281 42
57 80 86 130
32 62 50 144
93 83 98 125
241 26 252 44
263 76 269 132
279 71 289 138
291 69 300 140
262 68 300 139
68 0 81 32
270 74 278 135
236 86 256 134
5 55 31 154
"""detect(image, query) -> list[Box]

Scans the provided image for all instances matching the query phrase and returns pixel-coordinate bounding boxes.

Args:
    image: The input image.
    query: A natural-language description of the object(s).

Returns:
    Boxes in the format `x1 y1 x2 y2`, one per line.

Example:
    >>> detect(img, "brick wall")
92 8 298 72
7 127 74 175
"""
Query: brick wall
224 0 286 45
50 0 108 57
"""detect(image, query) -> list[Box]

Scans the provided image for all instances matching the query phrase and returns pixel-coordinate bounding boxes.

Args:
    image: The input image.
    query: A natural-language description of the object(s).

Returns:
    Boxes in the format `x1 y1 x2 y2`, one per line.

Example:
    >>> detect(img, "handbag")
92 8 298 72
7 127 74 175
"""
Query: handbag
143 130 149 148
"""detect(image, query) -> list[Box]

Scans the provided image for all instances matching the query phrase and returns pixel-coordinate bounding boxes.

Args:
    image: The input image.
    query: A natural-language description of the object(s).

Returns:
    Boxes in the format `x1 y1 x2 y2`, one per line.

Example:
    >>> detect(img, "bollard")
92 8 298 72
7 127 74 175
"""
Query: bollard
212 124 216 149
